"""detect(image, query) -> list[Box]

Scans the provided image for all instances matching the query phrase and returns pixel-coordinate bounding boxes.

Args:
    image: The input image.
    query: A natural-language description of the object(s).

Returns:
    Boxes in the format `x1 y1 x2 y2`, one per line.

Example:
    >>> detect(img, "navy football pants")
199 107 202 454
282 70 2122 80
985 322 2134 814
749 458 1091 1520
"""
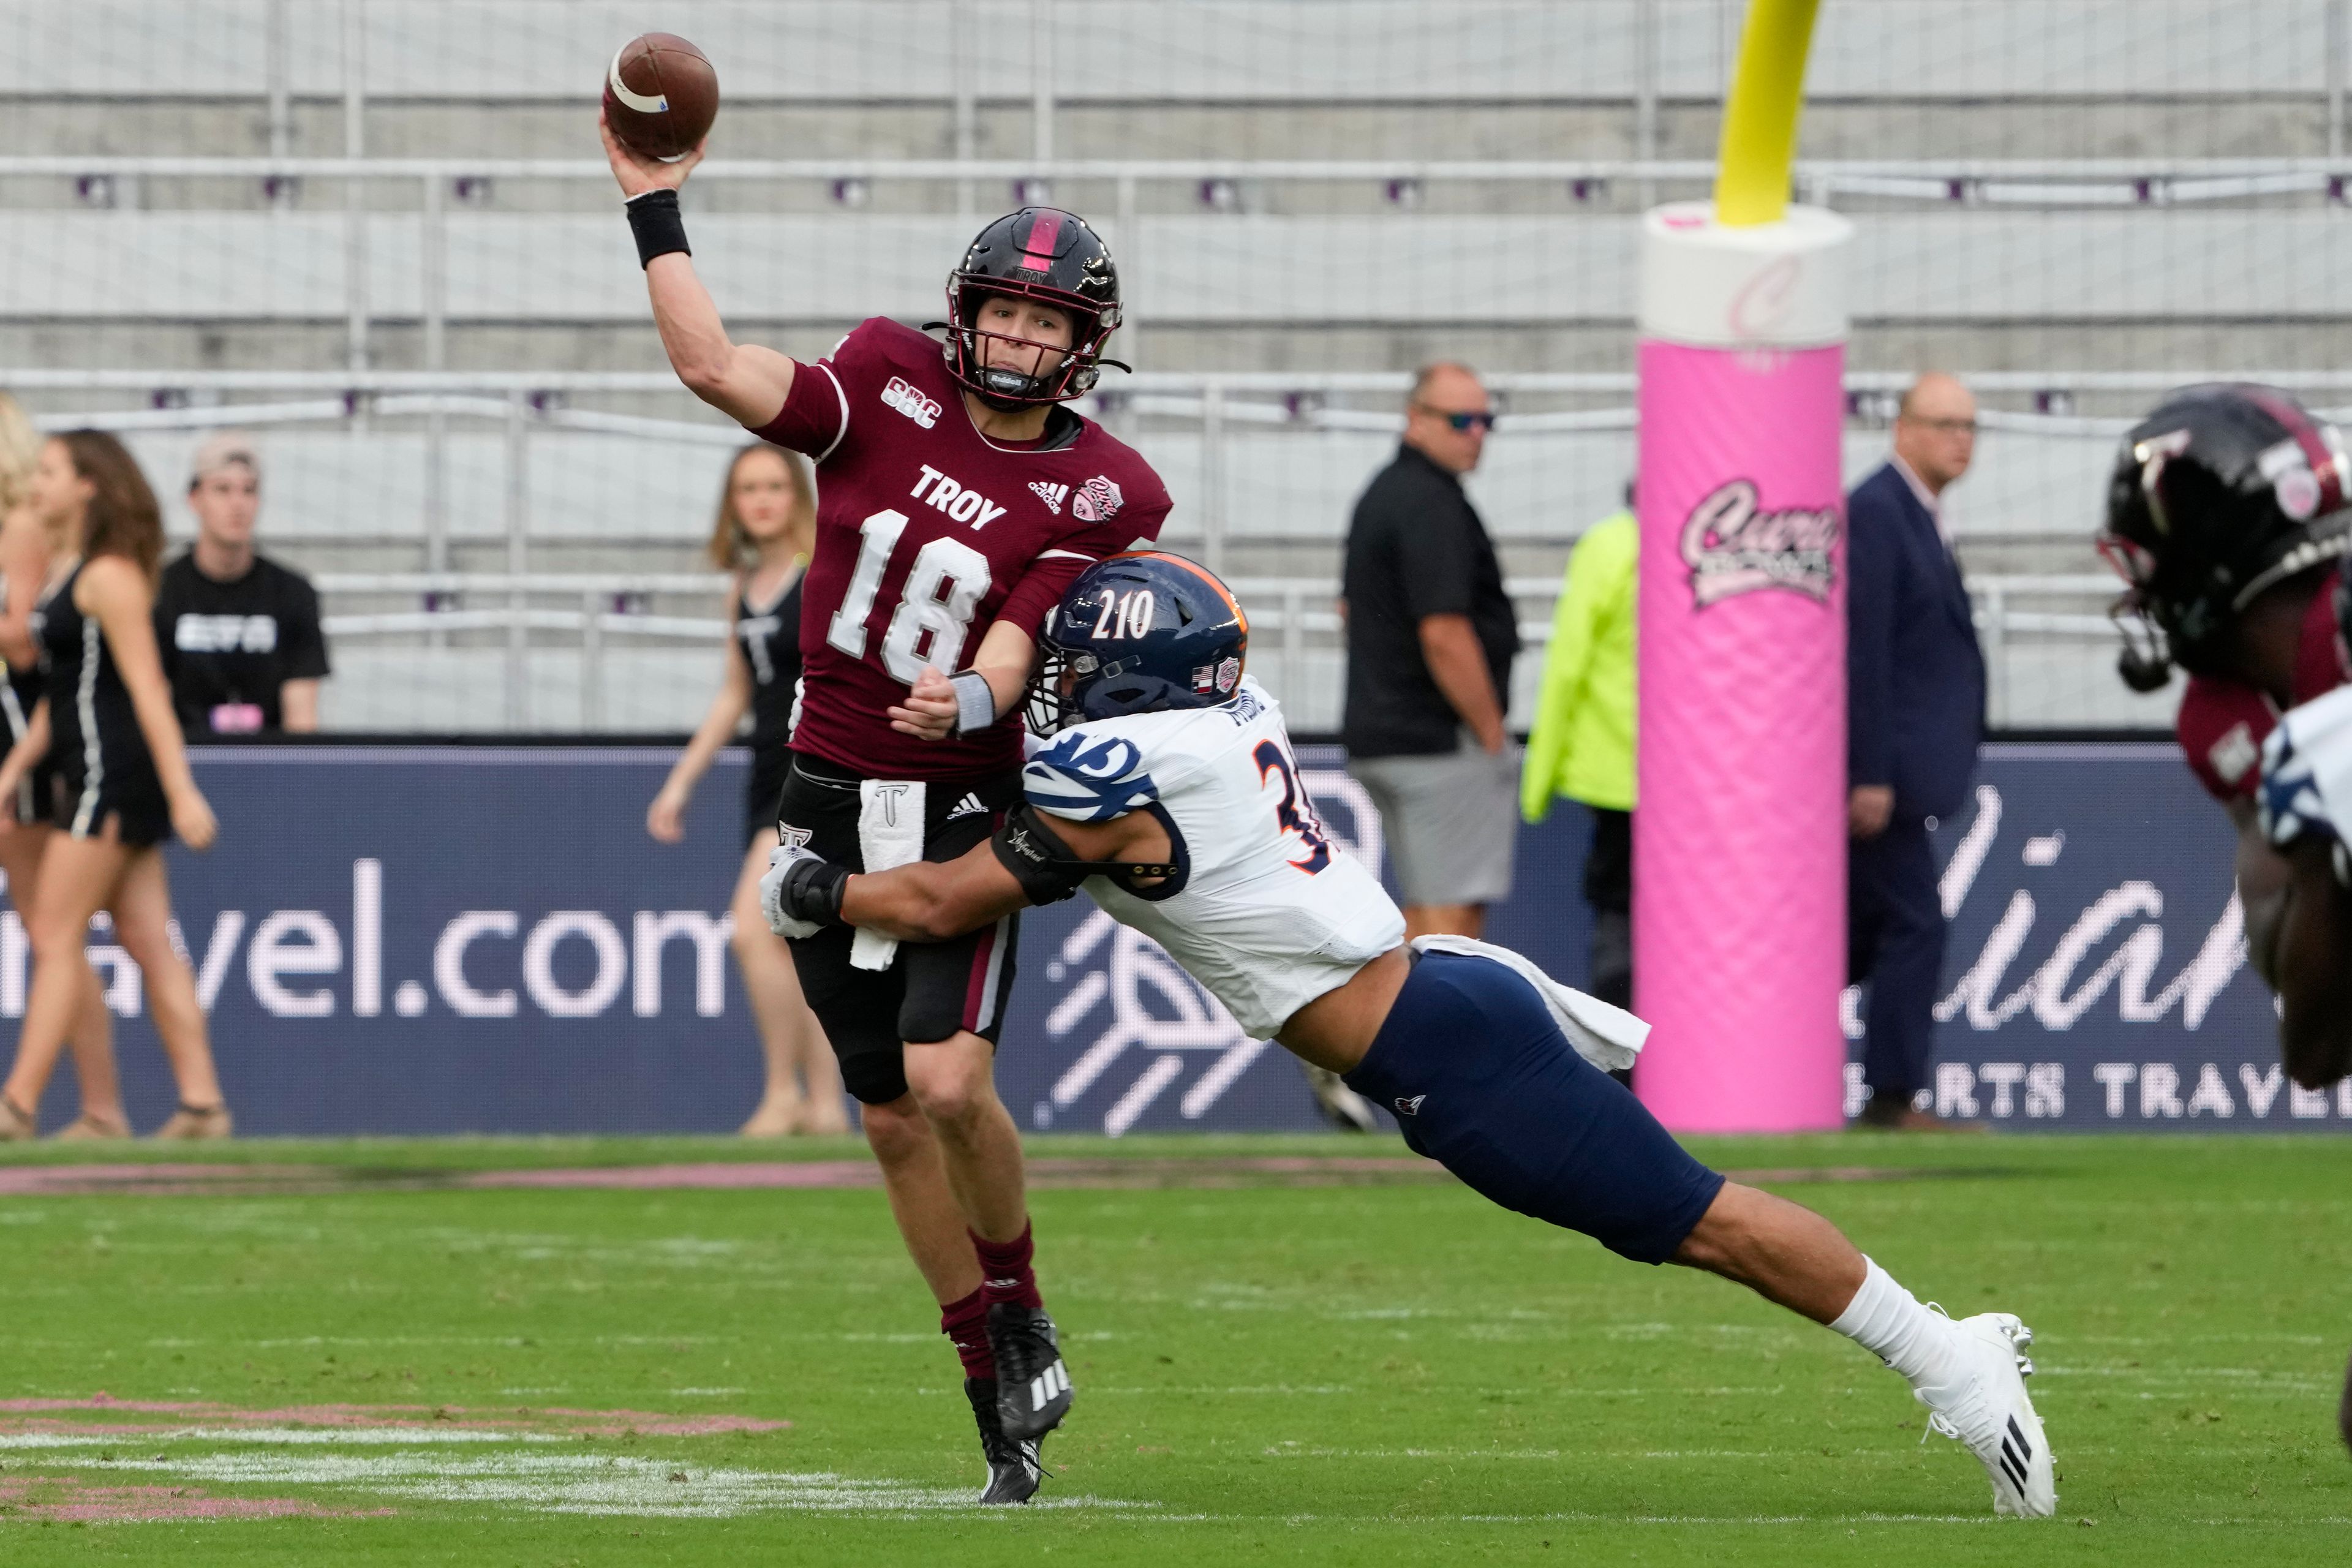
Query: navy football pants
1342 951 1725 1265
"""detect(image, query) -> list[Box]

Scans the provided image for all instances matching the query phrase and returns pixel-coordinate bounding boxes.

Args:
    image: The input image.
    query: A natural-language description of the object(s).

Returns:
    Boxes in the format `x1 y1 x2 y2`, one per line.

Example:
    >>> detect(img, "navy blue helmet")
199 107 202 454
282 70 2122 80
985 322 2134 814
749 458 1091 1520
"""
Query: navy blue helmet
1025 552 1250 734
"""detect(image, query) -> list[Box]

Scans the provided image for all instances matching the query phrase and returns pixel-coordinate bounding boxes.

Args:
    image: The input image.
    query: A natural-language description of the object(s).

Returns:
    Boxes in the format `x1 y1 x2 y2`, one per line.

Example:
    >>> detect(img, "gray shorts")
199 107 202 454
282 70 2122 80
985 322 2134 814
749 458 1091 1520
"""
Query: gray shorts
1346 736 1520 907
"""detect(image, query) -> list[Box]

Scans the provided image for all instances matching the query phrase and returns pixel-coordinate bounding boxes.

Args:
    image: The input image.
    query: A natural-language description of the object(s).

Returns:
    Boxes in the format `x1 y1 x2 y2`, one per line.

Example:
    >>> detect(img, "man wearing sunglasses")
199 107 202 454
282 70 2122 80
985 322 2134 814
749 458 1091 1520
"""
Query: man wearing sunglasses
1341 362 1521 954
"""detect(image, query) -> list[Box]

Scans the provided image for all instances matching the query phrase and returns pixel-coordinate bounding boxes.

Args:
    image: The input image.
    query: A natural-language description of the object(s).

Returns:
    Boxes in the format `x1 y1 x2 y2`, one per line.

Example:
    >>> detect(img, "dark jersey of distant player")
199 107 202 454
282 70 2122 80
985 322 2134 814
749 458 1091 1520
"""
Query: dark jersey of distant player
39 562 168 842
737 569 804 762
2175 565 2345 804
737 568 805 842
750 317 1170 782
152 552 330 737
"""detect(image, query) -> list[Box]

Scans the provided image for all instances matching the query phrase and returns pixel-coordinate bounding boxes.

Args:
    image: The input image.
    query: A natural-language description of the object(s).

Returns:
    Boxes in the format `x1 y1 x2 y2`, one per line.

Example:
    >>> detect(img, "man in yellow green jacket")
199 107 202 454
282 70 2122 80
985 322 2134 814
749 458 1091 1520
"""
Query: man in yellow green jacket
1521 502 1636 1011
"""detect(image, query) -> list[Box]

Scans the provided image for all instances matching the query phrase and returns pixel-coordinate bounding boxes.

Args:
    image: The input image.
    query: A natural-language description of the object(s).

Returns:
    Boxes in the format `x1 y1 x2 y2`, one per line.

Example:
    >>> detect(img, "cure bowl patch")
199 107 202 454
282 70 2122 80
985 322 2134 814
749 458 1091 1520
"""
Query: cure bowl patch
1072 475 1125 524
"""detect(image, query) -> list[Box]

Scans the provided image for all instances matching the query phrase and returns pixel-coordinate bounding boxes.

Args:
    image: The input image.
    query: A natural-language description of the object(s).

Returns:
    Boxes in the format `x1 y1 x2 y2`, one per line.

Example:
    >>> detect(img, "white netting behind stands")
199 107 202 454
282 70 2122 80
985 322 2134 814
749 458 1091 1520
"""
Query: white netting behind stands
0 0 2345 731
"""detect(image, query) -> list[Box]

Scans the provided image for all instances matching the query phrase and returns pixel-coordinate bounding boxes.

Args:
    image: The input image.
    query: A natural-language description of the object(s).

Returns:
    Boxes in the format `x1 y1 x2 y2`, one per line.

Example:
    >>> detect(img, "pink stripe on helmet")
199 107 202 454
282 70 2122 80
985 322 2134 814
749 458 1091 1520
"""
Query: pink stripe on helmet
1019 209 1064 272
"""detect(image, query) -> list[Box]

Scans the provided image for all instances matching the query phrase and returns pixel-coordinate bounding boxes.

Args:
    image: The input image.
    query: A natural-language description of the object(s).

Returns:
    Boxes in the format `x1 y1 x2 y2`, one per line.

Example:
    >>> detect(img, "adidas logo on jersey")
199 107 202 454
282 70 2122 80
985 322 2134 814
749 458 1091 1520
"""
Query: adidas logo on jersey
1030 481 1068 514
945 792 989 821
881 375 941 429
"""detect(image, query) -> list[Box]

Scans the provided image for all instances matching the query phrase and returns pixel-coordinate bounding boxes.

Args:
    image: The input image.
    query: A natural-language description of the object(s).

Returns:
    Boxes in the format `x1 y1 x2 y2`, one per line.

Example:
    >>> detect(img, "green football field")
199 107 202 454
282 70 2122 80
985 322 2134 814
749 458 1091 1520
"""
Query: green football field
0 1132 2346 1565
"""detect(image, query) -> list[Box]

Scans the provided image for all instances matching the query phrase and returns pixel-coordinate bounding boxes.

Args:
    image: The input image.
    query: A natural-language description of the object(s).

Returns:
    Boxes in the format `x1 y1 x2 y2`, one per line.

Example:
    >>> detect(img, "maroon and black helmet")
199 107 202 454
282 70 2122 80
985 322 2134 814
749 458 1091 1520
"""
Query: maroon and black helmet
2099 382 2351 687
933 207 1126 410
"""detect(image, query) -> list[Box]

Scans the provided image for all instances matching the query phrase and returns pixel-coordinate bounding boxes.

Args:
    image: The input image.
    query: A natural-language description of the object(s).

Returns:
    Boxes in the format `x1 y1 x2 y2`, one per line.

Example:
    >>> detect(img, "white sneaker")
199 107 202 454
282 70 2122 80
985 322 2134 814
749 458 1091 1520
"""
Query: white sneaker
1302 1063 1381 1133
1916 1312 2055 1518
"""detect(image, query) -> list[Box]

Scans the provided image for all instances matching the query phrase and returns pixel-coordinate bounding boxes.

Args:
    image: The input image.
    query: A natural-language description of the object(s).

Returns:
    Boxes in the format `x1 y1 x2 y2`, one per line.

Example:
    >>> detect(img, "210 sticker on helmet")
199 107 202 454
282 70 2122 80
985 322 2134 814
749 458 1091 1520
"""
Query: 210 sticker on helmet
1025 554 1250 735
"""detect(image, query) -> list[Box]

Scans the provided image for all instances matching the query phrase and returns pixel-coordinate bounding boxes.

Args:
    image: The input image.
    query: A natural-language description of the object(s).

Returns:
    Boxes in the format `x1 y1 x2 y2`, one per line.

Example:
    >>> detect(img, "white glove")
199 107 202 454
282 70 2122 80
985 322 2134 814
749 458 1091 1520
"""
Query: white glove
760 842 826 940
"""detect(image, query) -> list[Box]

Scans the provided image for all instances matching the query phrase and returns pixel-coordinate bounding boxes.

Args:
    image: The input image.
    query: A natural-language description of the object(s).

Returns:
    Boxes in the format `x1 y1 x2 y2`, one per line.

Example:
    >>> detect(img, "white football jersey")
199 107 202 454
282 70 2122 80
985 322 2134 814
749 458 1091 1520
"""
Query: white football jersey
2260 682 2352 887
1022 677 1406 1038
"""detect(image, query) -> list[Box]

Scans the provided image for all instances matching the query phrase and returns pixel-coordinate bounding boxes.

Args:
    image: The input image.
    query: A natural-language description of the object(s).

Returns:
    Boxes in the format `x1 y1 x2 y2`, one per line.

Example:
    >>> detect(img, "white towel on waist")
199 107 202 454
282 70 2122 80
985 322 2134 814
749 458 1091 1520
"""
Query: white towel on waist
851 779 927 971
1409 934 1649 1074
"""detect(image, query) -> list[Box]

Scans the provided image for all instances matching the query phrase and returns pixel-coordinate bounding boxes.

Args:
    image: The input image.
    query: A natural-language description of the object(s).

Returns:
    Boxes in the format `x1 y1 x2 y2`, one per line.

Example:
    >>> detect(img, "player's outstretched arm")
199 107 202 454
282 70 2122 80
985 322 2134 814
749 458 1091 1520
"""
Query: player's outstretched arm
763 809 1166 941
2274 840 2352 1088
842 843 1033 943
601 113 796 429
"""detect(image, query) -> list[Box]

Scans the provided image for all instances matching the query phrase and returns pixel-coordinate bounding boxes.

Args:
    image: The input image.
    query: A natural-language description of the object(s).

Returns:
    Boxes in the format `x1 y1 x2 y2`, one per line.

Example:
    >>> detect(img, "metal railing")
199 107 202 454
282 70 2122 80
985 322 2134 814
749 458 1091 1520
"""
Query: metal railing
9 151 2352 372
311 570 2139 733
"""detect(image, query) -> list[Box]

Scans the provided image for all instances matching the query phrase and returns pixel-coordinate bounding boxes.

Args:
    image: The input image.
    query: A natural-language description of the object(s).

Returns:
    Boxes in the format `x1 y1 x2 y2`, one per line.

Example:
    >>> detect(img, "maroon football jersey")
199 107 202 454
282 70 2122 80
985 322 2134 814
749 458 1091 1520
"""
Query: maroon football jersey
2174 565 2344 803
2177 675 2275 804
750 317 1170 781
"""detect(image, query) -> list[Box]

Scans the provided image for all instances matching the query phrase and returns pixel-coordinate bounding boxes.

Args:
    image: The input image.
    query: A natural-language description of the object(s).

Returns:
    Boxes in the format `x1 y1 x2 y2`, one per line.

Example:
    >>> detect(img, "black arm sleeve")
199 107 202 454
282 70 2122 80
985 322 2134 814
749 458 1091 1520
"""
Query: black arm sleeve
990 803 1093 905
988 802 1185 907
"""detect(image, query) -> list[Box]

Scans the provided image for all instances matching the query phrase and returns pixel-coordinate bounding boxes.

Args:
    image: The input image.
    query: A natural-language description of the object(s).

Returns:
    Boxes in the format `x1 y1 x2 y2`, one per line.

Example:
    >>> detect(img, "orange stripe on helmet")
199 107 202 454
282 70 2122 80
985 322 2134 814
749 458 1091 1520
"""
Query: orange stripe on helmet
1101 550 1250 644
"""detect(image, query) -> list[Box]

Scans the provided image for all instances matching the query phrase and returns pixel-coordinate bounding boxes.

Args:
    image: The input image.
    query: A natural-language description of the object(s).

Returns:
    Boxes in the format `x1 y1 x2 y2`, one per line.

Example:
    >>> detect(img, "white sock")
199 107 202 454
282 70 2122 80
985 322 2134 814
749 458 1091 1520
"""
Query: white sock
1827 1257 1956 1389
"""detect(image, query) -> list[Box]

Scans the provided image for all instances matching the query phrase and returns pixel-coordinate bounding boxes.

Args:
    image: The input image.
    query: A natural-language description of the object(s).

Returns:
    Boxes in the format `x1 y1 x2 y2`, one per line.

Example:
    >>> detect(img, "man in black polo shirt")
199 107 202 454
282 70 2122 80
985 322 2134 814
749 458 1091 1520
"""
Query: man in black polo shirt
154 432 330 736
1341 361 1521 940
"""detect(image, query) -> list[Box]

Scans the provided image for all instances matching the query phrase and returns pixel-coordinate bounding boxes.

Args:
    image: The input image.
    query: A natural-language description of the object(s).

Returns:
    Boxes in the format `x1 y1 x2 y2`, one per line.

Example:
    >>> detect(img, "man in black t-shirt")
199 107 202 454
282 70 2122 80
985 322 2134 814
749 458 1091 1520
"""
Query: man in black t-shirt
1340 362 1521 941
154 433 330 737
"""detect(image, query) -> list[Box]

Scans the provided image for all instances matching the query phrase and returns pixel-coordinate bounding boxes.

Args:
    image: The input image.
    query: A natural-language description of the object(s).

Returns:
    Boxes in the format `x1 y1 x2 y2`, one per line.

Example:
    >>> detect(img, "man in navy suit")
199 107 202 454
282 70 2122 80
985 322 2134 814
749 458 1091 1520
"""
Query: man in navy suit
1847 373 1988 1129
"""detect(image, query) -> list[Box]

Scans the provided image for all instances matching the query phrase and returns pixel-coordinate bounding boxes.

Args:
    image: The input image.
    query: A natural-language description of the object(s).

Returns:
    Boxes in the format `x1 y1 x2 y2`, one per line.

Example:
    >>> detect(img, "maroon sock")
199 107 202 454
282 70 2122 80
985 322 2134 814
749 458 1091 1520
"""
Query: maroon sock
971 1223 1042 1311
940 1287 995 1381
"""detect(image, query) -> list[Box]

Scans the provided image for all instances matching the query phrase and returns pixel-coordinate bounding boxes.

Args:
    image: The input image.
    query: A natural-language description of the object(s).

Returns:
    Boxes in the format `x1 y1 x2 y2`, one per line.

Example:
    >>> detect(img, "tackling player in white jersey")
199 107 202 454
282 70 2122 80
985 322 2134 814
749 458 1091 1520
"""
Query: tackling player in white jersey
763 552 2057 1517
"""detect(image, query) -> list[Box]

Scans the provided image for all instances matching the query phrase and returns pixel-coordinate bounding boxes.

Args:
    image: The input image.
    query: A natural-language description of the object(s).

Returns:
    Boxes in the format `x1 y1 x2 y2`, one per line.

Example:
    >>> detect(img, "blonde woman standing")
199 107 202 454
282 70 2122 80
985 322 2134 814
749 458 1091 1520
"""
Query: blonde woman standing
647 442 846 1136
0 431 230 1139
0 398 123 1137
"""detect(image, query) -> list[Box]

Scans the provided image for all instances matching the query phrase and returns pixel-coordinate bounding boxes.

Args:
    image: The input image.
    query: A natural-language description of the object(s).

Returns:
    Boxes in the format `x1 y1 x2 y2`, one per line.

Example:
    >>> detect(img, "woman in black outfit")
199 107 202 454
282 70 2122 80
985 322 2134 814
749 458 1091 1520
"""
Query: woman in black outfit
647 442 845 1136
0 431 229 1139
0 397 124 1137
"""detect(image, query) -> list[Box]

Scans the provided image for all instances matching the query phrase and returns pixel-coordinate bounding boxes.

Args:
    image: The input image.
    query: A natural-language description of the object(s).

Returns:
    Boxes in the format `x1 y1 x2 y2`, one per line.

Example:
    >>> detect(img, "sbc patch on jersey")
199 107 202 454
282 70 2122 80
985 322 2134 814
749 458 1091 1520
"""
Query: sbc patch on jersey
1023 731 1159 823
881 375 941 428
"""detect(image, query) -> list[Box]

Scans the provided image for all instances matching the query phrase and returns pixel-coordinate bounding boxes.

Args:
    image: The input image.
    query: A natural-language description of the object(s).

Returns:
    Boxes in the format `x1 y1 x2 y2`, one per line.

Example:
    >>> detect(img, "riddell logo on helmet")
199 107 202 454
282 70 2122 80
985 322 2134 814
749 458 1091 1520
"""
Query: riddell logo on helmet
1072 476 1124 524
882 377 941 429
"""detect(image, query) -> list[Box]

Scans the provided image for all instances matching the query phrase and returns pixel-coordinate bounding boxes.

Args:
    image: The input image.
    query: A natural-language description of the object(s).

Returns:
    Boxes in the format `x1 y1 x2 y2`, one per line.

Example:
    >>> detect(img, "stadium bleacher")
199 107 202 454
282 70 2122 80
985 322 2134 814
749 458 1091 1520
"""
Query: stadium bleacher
1 0 2345 730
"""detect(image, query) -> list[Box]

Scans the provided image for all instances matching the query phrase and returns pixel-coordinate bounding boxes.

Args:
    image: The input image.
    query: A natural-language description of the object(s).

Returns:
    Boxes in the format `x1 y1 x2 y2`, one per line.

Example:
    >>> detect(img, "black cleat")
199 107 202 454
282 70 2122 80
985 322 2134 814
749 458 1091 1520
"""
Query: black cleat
988 1302 1074 1441
964 1377 1044 1504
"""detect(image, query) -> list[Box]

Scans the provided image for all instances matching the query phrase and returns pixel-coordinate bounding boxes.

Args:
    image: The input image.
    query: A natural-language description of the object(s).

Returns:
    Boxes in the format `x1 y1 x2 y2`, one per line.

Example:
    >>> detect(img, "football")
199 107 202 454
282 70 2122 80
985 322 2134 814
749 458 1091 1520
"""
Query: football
602 33 718 162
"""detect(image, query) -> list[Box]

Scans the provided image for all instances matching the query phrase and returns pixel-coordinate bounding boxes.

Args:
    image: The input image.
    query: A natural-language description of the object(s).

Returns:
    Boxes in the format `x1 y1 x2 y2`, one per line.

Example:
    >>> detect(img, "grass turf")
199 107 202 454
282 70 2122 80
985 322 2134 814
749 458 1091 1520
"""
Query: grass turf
0 1133 2345 1564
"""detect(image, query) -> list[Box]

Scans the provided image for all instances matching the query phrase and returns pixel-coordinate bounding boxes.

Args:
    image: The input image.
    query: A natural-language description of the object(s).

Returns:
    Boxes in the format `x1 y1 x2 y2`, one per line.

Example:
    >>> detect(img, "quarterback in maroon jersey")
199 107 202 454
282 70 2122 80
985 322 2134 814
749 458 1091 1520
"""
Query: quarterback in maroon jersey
605 116 1168 1503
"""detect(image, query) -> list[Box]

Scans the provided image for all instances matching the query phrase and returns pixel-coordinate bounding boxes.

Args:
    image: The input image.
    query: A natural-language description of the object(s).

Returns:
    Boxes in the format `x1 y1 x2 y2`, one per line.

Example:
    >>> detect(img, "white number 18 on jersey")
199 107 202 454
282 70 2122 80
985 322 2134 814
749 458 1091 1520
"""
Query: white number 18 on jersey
826 508 993 683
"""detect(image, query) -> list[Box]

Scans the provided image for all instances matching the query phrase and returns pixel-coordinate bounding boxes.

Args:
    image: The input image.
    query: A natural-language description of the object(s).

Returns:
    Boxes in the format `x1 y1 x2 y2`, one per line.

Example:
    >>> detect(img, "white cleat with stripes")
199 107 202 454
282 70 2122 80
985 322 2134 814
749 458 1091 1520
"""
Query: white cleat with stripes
1917 1312 2056 1518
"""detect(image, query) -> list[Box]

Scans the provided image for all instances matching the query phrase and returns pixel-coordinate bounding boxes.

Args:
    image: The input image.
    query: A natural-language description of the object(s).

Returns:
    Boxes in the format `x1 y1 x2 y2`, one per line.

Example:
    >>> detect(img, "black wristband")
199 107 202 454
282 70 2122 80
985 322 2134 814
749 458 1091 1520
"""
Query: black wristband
626 187 690 270
780 855 850 926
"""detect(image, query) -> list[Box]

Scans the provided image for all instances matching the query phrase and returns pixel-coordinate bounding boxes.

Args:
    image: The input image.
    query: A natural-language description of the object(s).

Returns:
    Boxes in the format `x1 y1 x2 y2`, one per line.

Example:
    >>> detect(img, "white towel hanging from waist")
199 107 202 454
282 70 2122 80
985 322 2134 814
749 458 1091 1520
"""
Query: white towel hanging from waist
851 779 927 971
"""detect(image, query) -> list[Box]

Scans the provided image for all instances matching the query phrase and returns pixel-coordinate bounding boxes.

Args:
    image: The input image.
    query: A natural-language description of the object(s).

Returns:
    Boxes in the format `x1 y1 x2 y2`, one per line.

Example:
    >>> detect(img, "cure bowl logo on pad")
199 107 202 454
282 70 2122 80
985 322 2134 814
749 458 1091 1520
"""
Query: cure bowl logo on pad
1678 478 1840 608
